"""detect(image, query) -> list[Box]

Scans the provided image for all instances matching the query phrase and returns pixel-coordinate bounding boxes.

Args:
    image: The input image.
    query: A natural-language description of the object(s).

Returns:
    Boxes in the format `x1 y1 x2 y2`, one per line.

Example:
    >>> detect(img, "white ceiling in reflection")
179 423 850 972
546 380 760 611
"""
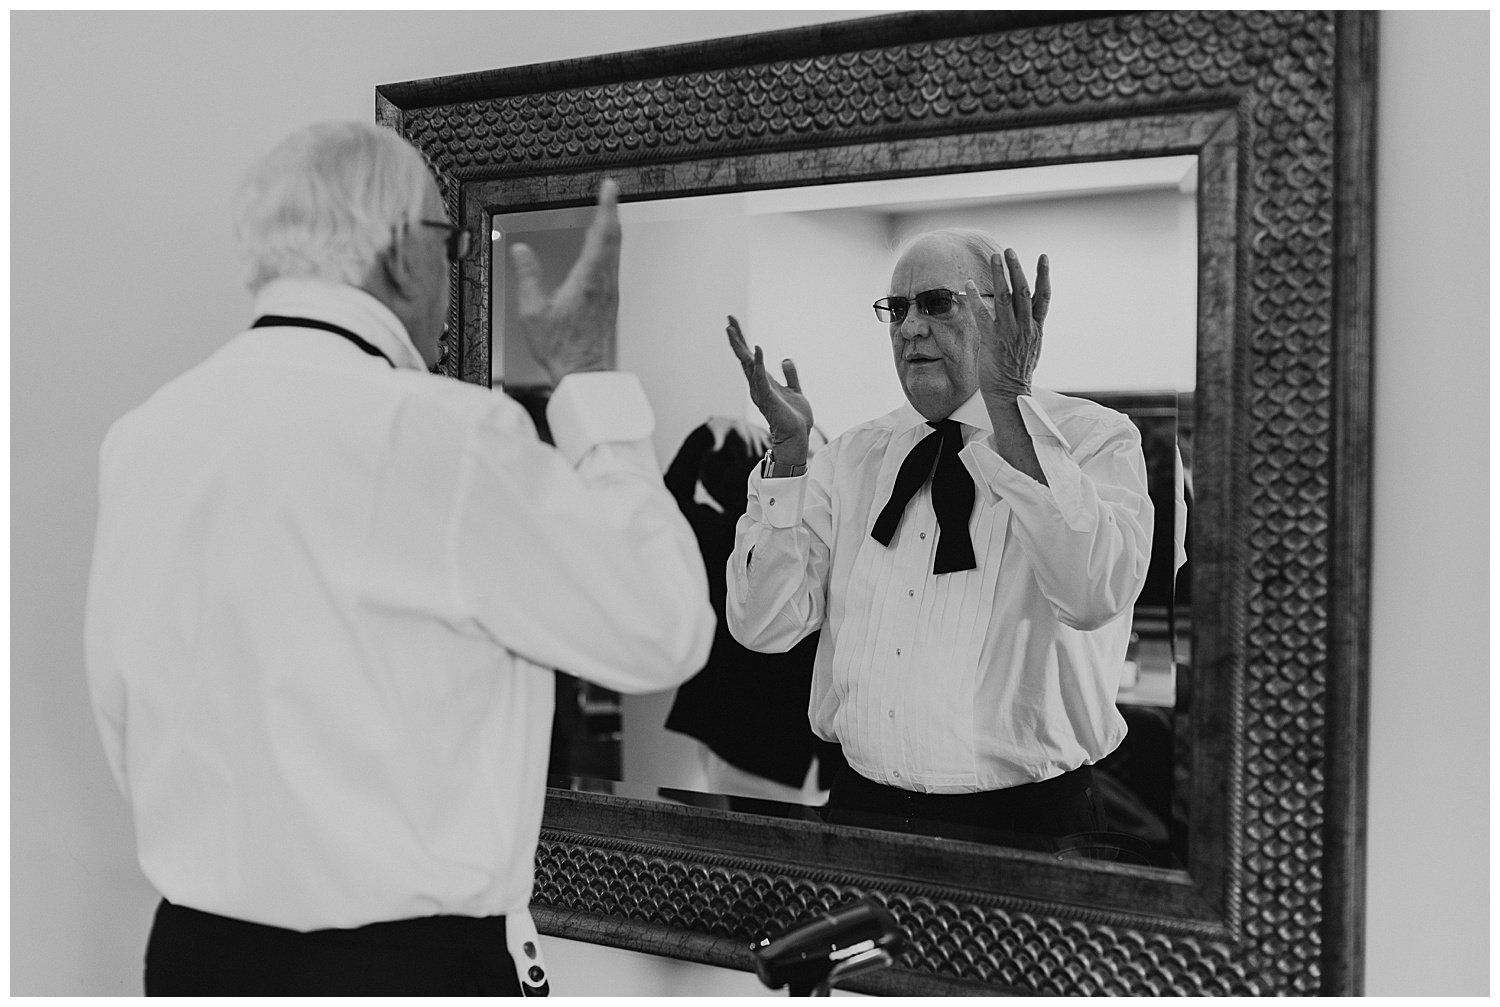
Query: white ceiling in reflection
492 156 1198 237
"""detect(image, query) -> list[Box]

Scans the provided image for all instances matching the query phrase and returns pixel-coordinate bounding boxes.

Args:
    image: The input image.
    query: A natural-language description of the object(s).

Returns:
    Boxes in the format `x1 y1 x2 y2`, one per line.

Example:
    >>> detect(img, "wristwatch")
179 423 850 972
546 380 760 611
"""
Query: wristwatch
762 449 807 479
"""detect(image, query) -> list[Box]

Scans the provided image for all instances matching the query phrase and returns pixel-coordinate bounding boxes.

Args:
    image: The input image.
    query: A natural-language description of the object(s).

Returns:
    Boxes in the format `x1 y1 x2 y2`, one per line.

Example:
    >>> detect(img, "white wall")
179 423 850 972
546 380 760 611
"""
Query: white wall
618 218 756 468
8 10 1489 997
1364 10 1490 996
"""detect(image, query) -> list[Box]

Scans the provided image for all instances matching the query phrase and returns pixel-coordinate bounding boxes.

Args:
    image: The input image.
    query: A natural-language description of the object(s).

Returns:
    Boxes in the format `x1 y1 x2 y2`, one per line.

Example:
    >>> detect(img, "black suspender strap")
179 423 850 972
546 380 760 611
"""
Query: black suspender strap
251 314 395 368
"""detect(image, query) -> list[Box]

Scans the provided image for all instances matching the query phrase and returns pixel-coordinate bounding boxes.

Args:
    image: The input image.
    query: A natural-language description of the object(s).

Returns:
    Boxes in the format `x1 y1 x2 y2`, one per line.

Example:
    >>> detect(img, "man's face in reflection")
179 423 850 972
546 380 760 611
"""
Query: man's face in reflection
887 233 986 422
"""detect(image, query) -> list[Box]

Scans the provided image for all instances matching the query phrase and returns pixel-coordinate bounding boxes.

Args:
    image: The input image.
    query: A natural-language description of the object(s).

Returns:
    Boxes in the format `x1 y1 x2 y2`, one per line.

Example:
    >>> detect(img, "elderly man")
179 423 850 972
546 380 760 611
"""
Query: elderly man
723 227 1153 847
85 121 713 994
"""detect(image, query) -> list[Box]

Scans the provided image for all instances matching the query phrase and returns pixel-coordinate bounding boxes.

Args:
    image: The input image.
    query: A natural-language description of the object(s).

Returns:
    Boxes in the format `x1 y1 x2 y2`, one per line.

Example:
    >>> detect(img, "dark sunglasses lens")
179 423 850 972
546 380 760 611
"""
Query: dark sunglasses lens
916 290 957 316
875 297 910 323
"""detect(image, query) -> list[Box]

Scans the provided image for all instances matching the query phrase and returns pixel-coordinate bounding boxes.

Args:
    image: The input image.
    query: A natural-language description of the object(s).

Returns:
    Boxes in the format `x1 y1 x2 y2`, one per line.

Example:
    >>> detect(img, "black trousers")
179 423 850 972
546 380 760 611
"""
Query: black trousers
824 764 1105 850
144 899 524 996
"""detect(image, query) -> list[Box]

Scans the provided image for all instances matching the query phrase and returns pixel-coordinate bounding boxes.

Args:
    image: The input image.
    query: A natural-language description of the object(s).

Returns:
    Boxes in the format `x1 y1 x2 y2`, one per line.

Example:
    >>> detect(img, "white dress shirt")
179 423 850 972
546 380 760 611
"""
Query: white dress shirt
726 389 1152 793
85 278 714 931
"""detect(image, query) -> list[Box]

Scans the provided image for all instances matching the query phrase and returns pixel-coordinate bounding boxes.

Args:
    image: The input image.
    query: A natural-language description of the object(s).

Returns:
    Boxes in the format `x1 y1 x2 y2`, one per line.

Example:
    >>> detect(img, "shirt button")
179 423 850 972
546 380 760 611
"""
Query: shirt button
768 498 776 506
908 589 915 597
888 709 895 718
919 531 927 540
892 770 901 779
895 648 901 656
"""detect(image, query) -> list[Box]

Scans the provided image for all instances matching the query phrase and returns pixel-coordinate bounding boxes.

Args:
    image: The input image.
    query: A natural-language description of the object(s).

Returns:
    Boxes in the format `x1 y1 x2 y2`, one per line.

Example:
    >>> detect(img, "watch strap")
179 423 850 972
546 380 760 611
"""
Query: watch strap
762 449 807 479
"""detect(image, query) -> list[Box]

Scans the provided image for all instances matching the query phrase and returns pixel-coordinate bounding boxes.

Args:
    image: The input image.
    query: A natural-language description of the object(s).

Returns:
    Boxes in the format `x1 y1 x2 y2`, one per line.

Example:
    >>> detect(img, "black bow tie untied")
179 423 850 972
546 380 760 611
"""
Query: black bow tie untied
869 419 977 574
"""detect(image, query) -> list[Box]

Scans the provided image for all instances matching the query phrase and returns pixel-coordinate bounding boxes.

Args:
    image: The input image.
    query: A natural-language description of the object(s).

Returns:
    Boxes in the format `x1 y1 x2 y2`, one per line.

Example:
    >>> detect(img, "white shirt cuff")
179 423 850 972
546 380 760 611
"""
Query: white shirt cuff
545 372 655 466
753 468 807 529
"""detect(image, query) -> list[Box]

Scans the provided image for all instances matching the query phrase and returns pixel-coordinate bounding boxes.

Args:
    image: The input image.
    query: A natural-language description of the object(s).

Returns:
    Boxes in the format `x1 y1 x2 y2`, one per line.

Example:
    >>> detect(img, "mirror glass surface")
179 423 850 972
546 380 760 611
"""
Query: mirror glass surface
493 156 1197 868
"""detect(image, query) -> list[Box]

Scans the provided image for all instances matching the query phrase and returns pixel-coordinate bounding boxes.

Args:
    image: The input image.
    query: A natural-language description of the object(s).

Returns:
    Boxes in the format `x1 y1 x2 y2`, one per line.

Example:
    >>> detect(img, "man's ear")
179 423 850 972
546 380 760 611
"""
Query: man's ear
379 231 420 301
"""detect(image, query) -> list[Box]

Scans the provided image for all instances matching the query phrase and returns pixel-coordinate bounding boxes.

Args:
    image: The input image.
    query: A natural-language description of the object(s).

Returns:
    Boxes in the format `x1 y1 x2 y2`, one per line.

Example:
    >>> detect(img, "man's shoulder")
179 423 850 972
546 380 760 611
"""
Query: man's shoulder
100 343 232 449
828 404 909 445
1030 389 1144 456
107 348 529 455
393 370 540 437
807 407 908 488
817 406 904 461
1034 389 1136 429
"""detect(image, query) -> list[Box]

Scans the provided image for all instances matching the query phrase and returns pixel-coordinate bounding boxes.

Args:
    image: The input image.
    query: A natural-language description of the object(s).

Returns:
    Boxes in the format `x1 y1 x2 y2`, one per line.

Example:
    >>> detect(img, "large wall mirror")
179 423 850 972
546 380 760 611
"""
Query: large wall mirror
492 160 1199 871
378 11 1375 995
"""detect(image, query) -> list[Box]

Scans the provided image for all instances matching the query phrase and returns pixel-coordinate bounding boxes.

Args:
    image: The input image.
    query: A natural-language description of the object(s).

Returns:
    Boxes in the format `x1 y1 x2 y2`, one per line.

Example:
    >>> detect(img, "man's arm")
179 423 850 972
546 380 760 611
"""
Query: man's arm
964 409 1153 630
984 395 1046 484
454 387 716 695
965 249 1150 627
714 313 830 651
723 448 833 654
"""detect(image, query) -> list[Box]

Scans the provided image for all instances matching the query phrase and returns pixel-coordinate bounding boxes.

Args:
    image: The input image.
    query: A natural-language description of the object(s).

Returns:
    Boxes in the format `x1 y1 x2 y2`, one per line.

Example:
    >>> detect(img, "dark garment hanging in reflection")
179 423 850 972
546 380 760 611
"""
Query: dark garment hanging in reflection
663 422 846 789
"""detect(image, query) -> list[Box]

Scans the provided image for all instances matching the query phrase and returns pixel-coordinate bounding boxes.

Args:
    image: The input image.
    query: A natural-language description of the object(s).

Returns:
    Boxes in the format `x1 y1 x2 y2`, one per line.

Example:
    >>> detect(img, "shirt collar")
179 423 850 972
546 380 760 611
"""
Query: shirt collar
895 389 995 436
894 388 1075 450
250 278 427 372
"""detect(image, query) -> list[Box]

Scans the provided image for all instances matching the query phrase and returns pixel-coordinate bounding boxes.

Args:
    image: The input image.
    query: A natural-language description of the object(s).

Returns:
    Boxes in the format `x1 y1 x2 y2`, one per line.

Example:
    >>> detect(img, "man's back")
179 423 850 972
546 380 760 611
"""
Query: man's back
87 321 566 930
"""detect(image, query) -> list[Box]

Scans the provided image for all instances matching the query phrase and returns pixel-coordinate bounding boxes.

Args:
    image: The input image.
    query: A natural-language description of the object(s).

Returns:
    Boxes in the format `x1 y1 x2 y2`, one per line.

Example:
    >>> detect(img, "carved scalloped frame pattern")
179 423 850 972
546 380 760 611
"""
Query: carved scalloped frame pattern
386 10 1360 995
533 832 1264 996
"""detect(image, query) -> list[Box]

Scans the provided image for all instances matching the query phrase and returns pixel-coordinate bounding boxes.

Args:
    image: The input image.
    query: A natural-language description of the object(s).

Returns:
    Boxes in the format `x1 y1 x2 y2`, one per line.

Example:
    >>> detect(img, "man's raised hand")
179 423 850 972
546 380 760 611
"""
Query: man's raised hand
969 248 1049 400
724 315 813 466
510 179 622 384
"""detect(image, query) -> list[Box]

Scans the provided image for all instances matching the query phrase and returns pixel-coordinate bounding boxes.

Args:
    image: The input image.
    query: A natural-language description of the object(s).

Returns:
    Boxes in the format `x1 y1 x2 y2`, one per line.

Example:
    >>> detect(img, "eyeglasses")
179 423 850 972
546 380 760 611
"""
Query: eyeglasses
419 220 473 264
872 287 993 324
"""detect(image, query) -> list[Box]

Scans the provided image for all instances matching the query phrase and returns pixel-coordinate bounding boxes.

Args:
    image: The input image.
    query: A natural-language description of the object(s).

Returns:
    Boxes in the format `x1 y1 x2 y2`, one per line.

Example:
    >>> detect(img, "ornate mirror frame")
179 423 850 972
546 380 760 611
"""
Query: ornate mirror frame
376 11 1375 995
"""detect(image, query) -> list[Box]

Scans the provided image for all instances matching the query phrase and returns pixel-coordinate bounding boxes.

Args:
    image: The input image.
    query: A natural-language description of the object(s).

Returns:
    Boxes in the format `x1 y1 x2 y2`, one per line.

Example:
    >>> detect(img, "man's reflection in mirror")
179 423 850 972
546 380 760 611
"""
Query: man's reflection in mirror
662 419 848 807
723 227 1186 861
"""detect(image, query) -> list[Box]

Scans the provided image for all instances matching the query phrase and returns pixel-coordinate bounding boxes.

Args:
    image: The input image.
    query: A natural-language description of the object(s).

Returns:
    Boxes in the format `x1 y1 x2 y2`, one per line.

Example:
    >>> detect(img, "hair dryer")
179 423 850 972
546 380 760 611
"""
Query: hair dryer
751 894 905 996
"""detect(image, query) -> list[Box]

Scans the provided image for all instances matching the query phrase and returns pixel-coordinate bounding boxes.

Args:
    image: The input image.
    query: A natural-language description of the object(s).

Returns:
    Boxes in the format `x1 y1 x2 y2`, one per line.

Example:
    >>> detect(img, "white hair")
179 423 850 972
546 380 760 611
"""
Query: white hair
892 227 1006 295
233 121 435 292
